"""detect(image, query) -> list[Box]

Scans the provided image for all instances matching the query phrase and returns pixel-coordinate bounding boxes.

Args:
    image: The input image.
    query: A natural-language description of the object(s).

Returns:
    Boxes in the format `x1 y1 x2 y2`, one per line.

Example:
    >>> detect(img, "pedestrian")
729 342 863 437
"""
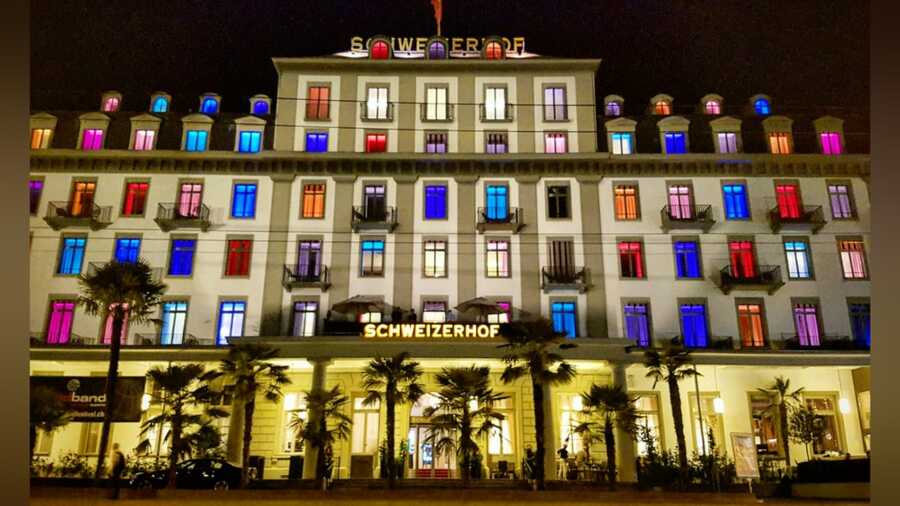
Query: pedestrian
110 443 126 500
557 445 569 480
391 306 402 322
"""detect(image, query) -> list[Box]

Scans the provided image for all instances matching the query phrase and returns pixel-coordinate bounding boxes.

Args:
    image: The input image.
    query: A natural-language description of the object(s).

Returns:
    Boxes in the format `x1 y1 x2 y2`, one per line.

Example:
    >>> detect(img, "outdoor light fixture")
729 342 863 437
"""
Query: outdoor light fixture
713 396 725 414
839 397 852 414
141 393 151 411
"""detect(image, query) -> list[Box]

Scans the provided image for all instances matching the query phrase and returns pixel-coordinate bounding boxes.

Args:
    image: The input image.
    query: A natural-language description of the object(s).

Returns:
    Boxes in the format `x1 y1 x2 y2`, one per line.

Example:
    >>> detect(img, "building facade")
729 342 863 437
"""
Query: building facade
29 35 870 482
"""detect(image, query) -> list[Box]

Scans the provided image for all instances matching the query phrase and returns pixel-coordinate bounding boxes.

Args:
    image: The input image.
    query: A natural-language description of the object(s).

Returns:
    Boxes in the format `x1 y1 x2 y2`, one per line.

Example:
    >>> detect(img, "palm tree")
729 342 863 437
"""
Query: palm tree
136 364 227 488
78 259 165 479
643 346 699 485
361 352 425 487
759 375 804 468
498 318 576 490
424 366 508 485
580 384 639 489
30 385 70 458
289 385 353 487
220 342 291 487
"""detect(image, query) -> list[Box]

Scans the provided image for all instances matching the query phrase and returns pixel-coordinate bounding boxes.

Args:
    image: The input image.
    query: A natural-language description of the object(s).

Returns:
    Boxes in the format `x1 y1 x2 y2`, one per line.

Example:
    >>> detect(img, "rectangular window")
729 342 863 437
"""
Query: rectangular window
365 87 389 120
827 183 855 219
177 183 203 218
296 240 322 280
31 128 52 149
184 130 208 152
673 241 701 278
485 132 508 154
488 398 513 455
365 133 387 153
224 239 252 276
667 185 693 219
423 240 447 278
614 184 639 220
484 86 507 120
57 237 86 275
160 301 188 345
611 132 633 155
29 179 43 215
425 132 448 153
543 86 567 121
849 302 871 348
168 239 197 276
716 132 738 153
729 240 757 278
624 303 651 347
282 393 307 453
634 395 662 457
122 182 149 216
486 239 510 278
301 183 326 218
838 240 868 279
544 132 568 154
775 183 802 218
737 303 766 347
81 129 104 150
133 129 155 150
679 303 708 348
424 184 448 220
231 183 257 218
114 237 141 263
305 132 328 153
306 86 330 120
292 301 318 337
546 184 570 219
618 241 645 279
805 396 843 454
358 311 382 323
351 397 381 454
238 131 262 153
102 304 129 345
793 303 821 346
217 301 246 345
690 394 725 454
487 301 511 324
425 86 448 120
769 132 791 154
750 394 780 455
784 240 812 279
560 395 585 454
820 132 842 155
722 183 749 219
551 301 577 338
485 185 509 220
422 301 447 323
664 132 687 154
46 300 75 344
360 239 385 276
69 181 96 218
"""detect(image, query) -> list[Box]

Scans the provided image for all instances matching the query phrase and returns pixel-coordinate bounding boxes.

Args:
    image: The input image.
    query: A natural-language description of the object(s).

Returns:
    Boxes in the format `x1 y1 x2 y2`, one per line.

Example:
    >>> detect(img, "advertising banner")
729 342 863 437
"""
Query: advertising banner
730 432 761 479
30 376 146 422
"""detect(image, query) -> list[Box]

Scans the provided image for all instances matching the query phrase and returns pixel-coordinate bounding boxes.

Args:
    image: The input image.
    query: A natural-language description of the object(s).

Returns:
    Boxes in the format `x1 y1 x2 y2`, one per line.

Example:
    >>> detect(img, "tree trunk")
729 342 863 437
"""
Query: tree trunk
780 402 792 468
94 311 124 481
668 375 689 486
167 410 181 489
531 376 546 490
605 418 616 490
30 425 37 460
240 399 255 488
386 388 396 488
316 414 328 487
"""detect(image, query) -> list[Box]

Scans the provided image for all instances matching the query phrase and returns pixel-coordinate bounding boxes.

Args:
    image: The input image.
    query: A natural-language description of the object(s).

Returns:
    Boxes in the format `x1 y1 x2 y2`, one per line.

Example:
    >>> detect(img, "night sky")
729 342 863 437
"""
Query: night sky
31 0 869 114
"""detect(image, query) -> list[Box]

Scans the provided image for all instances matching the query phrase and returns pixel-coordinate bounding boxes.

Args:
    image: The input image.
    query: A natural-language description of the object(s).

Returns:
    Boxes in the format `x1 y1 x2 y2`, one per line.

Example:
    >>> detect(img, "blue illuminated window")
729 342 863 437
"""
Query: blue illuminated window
238 131 261 153
551 301 577 338
485 185 509 221
849 302 871 348
253 100 269 115
168 239 196 276
610 132 633 155
58 237 86 275
160 301 188 345
424 185 448 220
185 130 208 152
754 98 770 115
231 183 257 218
664 132 686 154
306 132 328 153
722 184 749 219
360 240 385 276
624 303 651 347
114 238 141 263
674 241 701 278
151 97 169 113
217 300 246 345
201 98 219 114
679 303 708 348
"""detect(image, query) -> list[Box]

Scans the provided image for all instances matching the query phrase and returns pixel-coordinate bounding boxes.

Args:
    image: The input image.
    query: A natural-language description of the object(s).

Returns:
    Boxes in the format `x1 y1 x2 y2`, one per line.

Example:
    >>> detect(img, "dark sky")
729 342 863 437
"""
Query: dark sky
31 0 869 114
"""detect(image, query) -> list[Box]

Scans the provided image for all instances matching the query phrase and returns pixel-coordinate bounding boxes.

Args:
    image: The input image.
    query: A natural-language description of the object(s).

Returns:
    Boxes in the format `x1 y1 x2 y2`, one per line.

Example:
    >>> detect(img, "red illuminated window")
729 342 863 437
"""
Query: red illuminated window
485 41 504 60
122 182 149 216
366 133 387 153
618 241 645 278
370 40 390 59
729 240 756 278
654 101 671 115
225 239 252 276
306 86 330 120
775 184 801 219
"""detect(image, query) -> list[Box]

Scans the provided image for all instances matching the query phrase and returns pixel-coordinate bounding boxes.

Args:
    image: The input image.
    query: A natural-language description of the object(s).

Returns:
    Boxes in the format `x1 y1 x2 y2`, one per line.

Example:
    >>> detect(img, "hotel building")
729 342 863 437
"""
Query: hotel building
29 35 871 482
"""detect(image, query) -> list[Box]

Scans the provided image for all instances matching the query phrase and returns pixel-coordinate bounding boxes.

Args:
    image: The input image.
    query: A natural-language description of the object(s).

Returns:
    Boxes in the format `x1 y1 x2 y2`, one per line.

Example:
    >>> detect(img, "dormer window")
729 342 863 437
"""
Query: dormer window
657 116 690 154
814 116 845 155
820 132 842 155
428 40 447 59
129 113 161 151
370 39 390 59
77 112 110 151
253 100 269 115
234 116 266 154
101 95 121 112
181 113 213 152
150 92 171 113
762 116 793 154
484 41 504 60
31 128 53 149
605 117 637 155
606 102 621 117
200 94 220 114
709 116 743 154
751 94 772 115
700 94 723 115
82 129 104 150
654 101 671 115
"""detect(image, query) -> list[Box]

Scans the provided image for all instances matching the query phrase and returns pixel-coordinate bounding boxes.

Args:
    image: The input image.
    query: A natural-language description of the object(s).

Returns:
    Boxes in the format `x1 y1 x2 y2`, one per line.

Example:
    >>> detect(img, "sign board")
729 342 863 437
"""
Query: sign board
362 323 501 340
350 36 526 54
30 376 146 422
730 432 761 479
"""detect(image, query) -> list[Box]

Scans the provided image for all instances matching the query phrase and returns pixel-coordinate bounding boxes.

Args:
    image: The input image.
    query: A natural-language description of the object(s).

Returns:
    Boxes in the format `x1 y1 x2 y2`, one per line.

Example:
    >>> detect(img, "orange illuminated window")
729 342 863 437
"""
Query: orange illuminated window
306 86 330 120
769 132 791 154
302 184 326 218
31 128 52 149
485 41 504 60
69 181 96 218
737 303 766 347
654 101 671 115
614 185 639 220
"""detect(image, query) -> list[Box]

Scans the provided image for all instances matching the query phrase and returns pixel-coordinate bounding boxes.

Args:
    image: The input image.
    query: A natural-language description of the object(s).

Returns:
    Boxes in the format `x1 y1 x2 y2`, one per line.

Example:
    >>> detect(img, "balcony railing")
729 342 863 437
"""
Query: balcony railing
717 265 784 295
359 102 395 122
419 103 455 122
476 207 525 234
282 264 331 291
351 205 398 232
44 201 112 231
541 266 590 293
87 262 163 281
154 203 211 232
659 204 715 233
767 205 826 234
776 333 869 351
479 103 515 122
30 332 213 347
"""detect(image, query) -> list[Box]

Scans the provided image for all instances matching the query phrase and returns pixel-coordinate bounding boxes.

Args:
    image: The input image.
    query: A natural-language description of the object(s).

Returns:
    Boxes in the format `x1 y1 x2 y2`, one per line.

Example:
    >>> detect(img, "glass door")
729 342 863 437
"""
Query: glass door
548 240 575 281
297 241 322 281
363 184 386 221
69 181 96 217
485 185 509 222
177 183 203 218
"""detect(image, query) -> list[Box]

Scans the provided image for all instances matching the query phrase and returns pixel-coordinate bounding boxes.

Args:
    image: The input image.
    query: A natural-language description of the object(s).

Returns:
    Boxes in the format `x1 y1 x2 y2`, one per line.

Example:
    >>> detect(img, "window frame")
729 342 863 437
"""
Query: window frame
31 128 53 149
541 84 569 122
166 235 198 278
825 180 858 220
305 131 329 153
846 297 871 348
236 130 263 153
359 237 386 277
550 298 578 338
422 238 448 278
55 235 87 277
485 237 512 278
300 180 327 219
216 298 247 345
672 237 703 280
543 131 569 154
482 84 510 122
223 236 254 278
677 298 710 348
791 298 824 346
612 182 641 221
622 299 653 347
422 182 449 221
363 85 391 121
159 299 190 345
184 129 209 152
423 84 451 122
782 237 815 280
364 131 388 153
735 298 768 348
305 84 332 121
720 180 751 220
291 299 320 337
29 177 45 216
545 182 572 220
610 132 634 155
617 238 647 280
424 131 449 154
836 237 869 281
132 128 156 151
113 235 142 264
229 181 258 219
485 131 509 154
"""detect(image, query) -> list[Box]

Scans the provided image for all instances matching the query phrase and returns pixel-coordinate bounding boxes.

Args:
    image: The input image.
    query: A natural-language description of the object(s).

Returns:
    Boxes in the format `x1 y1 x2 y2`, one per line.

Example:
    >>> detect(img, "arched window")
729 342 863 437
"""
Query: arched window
201 98 218 114
370 40 390 59
485 41 504 60
102 97 120 112
253 100 269 115
754 98 771 115
654 101 671 115
606 102 621 117
428 41 446 59
151 96 169 113
705 101 721 115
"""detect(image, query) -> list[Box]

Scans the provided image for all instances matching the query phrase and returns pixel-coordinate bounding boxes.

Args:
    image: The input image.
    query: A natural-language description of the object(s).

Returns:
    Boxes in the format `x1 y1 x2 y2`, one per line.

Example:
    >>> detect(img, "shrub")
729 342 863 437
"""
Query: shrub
56 452 94 478
635 426 681 489
379 440 408 479
689 428 737 491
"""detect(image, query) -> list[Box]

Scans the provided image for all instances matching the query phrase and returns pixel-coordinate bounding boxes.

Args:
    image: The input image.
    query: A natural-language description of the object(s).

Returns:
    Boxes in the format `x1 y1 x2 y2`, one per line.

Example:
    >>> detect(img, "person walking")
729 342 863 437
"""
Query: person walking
557 445 569 480
110 443 126 499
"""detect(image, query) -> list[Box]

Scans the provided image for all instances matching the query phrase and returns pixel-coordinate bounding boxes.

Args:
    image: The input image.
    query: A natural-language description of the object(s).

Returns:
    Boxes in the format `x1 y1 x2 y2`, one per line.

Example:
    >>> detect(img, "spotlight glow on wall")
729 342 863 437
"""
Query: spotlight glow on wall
839 397 851 414
141 393 151 412
713 396 725 414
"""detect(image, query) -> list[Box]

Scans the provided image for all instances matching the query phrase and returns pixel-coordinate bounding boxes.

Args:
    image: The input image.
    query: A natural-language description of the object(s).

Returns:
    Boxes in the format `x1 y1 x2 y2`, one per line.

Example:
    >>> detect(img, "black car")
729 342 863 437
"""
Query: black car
130 458 242 490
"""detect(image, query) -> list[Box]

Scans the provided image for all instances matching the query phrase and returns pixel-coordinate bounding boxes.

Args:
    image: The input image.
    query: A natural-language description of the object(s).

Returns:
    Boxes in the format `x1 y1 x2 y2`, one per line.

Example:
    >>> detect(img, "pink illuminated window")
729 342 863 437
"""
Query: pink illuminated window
133 129 155 150
793 303 821 346
820 132 842 155
102 97 120 112
704 101 721 114
81 129 104 150
544 133 568 154
177 183 203 218
667 185 693 219
102 304 130 345
46 300 76 344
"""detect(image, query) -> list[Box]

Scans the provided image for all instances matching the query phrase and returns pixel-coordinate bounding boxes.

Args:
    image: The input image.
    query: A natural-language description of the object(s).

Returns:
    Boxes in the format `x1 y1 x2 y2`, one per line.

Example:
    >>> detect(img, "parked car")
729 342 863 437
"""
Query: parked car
130 458 242 490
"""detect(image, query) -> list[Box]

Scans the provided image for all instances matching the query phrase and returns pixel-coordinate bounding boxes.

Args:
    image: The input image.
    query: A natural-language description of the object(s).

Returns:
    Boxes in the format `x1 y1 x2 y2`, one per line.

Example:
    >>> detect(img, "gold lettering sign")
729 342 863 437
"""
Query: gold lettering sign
350 36 526 53
362 323 501 339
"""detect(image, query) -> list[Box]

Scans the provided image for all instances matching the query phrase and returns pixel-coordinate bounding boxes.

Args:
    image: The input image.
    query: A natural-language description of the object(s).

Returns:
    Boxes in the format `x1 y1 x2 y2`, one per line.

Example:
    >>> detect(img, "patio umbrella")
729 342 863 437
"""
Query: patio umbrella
455 297 505 321
330 295 384 315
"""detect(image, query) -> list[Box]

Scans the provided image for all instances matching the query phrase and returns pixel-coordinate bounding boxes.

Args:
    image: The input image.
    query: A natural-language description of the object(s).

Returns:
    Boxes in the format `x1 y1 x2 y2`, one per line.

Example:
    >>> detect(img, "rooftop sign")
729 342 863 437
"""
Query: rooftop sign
362 323 501 339
350 36 526 55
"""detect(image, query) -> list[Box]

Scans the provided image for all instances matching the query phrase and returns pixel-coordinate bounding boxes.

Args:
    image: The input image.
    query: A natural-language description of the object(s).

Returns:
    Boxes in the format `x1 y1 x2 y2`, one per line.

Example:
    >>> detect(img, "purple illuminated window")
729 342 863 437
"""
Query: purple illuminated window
606 102 621 117
425 132 447 153
29 180 43 215
47 300 75 344
793 303 821 346
81 129 104 150
820 132 842 155
624 303 651 347
428 41 446 59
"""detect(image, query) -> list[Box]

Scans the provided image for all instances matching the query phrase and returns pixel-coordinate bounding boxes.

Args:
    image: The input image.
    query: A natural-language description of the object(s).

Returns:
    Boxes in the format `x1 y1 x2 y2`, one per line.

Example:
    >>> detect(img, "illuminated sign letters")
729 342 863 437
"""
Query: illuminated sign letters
362 323 501 339
350 36 526 54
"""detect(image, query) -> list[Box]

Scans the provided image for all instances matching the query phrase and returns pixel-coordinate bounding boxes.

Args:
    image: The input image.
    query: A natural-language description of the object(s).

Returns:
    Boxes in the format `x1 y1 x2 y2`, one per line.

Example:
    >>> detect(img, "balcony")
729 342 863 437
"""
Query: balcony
29 332 213 347
717 265 784 295
44 201 112 231
541 266 590 293
767 205 826 234
420 103 455 122
132 333 214 346
282 265 331 291
87 262 163 281
359 102 394 122
351 205 398 232
154 203 211 232
659 205 715 233
479 103 515 122
476 207 525 234
775 333 870 351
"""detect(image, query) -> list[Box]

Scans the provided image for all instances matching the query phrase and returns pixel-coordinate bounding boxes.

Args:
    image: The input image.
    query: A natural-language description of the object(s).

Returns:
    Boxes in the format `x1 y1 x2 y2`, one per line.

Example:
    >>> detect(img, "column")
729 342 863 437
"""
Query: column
613 362 637 482
456 175 478 304
577 176 608 338
542 383 558 481
392 176 417 311
302 357 332 479
328 176 356 304
516 176 541 317
260 174 295 336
